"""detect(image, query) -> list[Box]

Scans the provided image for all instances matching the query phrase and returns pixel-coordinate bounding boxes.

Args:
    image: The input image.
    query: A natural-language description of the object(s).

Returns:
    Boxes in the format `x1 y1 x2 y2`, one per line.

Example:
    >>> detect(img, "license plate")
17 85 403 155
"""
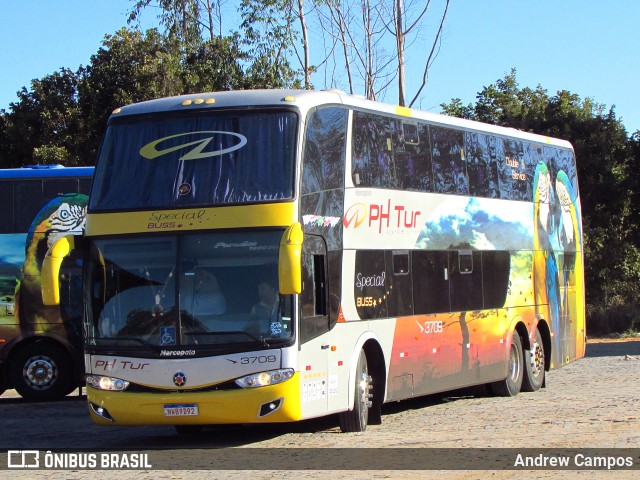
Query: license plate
163 404 199 417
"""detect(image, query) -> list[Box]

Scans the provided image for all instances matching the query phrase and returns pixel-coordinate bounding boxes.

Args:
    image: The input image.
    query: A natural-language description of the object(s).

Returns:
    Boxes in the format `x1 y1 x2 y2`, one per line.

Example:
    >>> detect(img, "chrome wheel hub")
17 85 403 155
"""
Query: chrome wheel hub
23 356 57 389
529 341 544 375
358 371 373 425
509 344 521 381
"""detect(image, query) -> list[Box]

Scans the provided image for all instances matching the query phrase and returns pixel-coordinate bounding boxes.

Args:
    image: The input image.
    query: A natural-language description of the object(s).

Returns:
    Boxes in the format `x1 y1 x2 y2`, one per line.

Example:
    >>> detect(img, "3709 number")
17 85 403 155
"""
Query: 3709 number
240 355 277 364
423 321 443 334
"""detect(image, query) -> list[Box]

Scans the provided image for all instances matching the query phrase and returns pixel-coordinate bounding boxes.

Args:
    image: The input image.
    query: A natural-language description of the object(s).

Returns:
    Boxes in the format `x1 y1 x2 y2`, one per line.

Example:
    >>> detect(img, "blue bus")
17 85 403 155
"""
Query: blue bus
0 165 93 401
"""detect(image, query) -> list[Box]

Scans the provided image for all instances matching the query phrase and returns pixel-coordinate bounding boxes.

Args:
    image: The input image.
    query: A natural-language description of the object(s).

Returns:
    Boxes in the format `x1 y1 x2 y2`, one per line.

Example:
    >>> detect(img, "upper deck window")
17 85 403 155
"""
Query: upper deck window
90 110 297 211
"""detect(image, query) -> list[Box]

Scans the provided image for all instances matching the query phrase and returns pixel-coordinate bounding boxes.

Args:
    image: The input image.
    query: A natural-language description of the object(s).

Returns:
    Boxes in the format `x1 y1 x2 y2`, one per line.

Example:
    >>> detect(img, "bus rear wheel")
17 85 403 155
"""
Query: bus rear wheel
522 329 545 392
339 349 372 432
10 343 73 401
491 330 523 397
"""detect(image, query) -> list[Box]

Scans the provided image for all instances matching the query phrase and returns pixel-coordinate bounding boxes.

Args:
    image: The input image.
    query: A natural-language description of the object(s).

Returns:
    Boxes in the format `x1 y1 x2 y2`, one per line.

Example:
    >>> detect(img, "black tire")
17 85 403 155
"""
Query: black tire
522 328 545 392
175 425 204 435
491 330 523 397
10 343 73 401
339 349 372 432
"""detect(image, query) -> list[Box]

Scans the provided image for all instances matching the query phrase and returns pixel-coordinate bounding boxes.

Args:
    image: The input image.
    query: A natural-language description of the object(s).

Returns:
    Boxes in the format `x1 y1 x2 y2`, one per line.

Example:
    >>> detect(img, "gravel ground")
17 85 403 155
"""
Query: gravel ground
1 338 639 479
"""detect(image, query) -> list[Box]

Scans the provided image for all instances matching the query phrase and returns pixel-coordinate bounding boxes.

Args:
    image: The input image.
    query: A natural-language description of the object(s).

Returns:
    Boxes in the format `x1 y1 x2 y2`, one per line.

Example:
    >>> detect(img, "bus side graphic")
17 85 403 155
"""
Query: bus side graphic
0 170 90 402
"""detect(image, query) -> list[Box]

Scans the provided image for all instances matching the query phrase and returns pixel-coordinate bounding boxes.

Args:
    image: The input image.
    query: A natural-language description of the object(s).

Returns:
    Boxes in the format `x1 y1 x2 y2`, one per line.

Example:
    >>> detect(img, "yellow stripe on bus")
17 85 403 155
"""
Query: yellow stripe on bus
86 202 296 235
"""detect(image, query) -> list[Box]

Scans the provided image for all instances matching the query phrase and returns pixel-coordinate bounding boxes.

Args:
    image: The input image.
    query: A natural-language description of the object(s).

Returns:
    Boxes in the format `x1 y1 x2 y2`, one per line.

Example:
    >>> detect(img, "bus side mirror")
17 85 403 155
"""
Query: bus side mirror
41 235 76 306
278 222 303 295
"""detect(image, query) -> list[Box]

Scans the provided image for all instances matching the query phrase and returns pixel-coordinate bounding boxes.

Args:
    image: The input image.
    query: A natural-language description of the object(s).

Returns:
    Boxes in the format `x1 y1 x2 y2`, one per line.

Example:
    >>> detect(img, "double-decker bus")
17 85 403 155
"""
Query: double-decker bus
0 165 93 400
42 90 584 432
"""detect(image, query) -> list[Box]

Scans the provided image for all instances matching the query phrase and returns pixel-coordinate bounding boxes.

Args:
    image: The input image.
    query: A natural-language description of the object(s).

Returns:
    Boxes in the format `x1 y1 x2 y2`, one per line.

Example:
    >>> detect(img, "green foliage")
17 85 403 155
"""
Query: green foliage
1 26 290 166
587 304 640 336
182 35 246 92
1 0 304 168
0 68 82 166
129 0 203 47
129 0 301 88
441 69 640 334
239 0 300 88
78 28 185 161
440 98 474 119
32 145 71 165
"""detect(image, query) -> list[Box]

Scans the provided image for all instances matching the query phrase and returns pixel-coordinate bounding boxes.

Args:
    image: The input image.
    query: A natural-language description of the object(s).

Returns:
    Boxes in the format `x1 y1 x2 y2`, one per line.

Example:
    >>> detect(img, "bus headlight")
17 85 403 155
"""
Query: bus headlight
235 368 294 388
86 375 130 391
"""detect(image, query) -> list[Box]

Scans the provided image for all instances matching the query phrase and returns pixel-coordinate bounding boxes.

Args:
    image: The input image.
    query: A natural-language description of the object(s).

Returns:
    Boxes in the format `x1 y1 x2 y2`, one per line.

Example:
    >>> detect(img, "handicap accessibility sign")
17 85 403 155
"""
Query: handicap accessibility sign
160 326 177 346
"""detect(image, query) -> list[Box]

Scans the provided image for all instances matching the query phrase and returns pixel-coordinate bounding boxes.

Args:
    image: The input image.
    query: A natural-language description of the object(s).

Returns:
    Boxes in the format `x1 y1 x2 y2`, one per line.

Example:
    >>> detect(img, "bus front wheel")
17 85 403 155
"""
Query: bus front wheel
491 330 523 397
339 349 372 432
10 342 73 401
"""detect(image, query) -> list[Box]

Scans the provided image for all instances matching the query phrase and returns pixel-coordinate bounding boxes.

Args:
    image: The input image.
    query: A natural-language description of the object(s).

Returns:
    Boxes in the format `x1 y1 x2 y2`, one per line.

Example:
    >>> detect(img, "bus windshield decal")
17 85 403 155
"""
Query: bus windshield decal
90 111 297 210
139 131 248 161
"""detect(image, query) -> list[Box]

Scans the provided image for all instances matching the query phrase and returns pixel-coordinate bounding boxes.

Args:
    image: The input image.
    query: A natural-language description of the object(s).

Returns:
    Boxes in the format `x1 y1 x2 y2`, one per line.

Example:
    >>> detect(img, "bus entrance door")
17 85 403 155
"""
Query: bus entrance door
298 235 330 418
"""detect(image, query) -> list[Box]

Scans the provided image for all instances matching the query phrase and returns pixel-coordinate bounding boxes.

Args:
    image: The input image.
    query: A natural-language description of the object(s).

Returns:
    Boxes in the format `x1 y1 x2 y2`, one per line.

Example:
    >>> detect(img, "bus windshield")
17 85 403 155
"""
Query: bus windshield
84 230 293 351
90 110 297 211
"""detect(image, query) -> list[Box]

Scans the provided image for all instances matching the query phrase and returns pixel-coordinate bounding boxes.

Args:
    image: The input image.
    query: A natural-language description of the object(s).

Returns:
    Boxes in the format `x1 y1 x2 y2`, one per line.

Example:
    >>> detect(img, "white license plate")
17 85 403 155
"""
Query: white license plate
163 404 199 417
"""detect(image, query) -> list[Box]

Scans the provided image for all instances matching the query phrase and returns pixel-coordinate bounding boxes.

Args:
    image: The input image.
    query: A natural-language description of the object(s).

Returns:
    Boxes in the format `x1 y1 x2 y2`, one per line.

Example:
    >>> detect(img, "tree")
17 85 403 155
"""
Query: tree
0 112 9 167
629 130 640 231
239 0 300 88
315 0 354 93
383 0 450 107
0 26 253 168
0 68 83 166
129 0 210 45
126 0 451 102
78 28 184 161
317 0 393 100
182 34 246 92
130 0 302 89
317 0 450 105
241 0 316 89
294 0 312 89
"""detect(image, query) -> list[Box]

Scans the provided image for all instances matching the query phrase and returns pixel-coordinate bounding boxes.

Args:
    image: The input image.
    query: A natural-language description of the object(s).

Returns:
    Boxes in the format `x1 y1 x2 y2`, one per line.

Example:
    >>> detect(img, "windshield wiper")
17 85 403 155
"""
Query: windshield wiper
183 331 270 348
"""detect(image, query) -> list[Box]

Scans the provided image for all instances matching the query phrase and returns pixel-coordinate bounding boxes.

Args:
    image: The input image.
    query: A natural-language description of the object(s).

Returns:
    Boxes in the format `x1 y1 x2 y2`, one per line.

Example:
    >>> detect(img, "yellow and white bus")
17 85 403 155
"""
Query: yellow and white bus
43 90 584 433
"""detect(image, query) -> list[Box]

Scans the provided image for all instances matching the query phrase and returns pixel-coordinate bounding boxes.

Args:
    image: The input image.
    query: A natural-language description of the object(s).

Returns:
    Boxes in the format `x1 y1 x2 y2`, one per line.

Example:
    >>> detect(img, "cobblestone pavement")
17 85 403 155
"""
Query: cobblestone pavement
1 339 639 479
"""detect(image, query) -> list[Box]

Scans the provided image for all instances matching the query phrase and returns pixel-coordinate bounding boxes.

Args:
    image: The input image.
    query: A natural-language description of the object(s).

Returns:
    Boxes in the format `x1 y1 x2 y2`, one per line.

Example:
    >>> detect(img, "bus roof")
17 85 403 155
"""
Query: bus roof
111 89 574 150
0 165 94 179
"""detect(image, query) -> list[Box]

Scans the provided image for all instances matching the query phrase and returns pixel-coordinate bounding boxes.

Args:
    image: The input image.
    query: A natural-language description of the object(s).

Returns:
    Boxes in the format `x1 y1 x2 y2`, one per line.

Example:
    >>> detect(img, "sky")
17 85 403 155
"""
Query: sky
1 0 639 133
